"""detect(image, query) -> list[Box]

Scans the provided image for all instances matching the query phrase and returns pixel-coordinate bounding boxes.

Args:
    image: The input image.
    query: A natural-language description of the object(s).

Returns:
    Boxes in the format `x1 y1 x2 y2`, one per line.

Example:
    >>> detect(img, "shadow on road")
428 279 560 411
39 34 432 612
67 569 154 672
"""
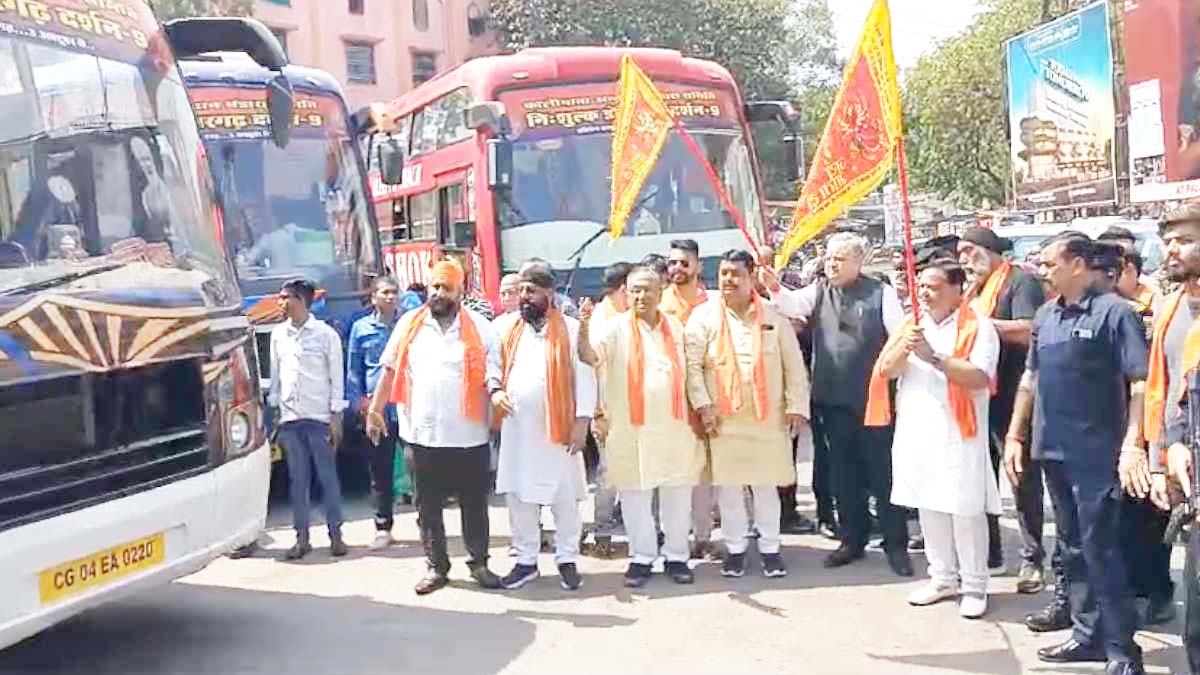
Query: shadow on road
0 584 538 675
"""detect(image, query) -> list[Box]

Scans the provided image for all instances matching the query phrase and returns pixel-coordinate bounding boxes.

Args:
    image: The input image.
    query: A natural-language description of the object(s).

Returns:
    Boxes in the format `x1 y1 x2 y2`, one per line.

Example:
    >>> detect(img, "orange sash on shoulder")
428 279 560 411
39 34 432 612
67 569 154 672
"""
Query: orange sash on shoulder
389 305 486 421
864 303 984 439
500 309 576 445
661 283 708 324
713 295 768 421
1144 291 1200 443
967 262 1011 318
627 311 685 426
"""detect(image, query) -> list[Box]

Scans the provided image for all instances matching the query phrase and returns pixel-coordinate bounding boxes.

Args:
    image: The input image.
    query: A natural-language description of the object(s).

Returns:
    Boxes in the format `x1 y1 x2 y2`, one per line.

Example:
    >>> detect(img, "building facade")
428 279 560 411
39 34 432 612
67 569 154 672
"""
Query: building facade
253 0 500 108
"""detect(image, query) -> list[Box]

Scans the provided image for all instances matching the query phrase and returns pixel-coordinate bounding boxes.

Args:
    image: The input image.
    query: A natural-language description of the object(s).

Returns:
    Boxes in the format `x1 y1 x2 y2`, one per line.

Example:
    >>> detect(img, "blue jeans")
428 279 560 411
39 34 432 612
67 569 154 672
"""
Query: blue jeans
279 419 344 540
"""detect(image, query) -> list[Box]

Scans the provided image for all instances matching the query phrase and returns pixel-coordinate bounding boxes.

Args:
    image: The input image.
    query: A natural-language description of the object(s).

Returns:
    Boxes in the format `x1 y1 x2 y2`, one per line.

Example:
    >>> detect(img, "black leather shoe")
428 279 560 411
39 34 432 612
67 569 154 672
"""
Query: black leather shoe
278 540 311 561
780 514 817 535
329 536 349 557
1036 638 1106 663
886 549 914 577
469 565 502 589
1025 602 1071 633
414 571 449 595
1104 659 1145 675
823 546 864 569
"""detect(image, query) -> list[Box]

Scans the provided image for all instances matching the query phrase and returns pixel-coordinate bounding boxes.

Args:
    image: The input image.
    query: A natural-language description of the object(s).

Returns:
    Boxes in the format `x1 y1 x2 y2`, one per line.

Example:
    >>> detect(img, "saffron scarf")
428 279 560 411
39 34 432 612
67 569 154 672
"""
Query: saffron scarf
967 262 1012 318
1144 291 1200 443
500 309 576 445
713 295 769 421
864 303 985 439
388 305 486 421
627 311 685 426
661 283 708 323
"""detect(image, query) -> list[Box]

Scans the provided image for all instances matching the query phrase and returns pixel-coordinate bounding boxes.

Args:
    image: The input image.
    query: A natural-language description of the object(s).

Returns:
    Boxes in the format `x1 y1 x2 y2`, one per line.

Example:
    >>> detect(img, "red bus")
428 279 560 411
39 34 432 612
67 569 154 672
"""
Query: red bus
359 47 802 306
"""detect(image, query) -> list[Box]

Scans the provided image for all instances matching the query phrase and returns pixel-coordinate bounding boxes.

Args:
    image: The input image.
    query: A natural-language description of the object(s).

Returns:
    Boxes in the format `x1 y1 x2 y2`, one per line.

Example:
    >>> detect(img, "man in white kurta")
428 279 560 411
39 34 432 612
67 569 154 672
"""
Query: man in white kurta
872 259 1001 619
586 262 633 543
595 267 703 587
685 250 810 579
493 264 596 591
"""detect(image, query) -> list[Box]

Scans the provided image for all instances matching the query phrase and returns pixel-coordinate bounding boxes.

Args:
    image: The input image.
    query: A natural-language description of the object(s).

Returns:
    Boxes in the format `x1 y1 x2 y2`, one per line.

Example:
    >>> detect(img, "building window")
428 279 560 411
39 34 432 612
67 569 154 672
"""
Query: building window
345 42 376 84
413 0 429 31
412 51 436 86
268 28 288 57
348 0 364 14
467 3 486 37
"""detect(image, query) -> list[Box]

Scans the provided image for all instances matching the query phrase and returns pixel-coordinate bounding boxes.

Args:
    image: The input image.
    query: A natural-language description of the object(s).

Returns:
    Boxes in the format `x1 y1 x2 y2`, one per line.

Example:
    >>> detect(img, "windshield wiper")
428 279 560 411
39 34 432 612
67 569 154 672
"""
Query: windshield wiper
0 262 125 296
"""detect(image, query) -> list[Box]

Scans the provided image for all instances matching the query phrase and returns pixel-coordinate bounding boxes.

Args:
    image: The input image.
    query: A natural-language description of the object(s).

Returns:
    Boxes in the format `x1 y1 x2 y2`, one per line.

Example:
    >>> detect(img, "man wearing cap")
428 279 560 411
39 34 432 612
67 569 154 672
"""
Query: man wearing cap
492 261 596 591
1003 233 1150 675
1146 204 1200 667
366 260 504 595
957 227 1048 592
762 231 913 577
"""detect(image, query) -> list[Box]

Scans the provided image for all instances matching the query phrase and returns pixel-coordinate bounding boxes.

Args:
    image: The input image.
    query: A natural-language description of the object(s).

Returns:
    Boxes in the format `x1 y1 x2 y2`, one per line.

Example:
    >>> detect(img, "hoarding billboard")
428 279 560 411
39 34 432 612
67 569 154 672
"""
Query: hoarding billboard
1124 0 1200 202
1005 1 1117 209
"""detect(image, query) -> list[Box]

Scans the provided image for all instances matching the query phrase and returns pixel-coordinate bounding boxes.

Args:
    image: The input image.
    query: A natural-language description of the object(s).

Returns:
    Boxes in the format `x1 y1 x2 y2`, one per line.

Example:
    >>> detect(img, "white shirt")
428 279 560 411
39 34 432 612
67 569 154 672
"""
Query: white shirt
890 309 1002 516
383 307 502 448
493 312 597 504
770 278 905 335
269 316 347 425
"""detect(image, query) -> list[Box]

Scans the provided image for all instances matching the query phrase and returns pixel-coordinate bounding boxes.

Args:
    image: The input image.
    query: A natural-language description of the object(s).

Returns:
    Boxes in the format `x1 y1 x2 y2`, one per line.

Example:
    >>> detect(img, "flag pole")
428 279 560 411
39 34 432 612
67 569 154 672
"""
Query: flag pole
895 136 920 321
672 119 761 253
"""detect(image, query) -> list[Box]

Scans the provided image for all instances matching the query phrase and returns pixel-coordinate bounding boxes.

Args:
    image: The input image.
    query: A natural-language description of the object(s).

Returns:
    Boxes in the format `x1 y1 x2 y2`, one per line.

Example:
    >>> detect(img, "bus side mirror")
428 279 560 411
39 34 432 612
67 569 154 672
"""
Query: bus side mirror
378 138 405 185
745 101 804 200
466 102 510 136
486 138 512 189
266 74 294 149
164 17 289 70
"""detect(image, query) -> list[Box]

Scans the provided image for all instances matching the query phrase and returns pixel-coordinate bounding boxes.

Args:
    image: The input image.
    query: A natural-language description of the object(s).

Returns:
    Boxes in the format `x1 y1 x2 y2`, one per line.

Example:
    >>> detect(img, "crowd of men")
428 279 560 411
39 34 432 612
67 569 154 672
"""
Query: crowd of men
264 204 1200 675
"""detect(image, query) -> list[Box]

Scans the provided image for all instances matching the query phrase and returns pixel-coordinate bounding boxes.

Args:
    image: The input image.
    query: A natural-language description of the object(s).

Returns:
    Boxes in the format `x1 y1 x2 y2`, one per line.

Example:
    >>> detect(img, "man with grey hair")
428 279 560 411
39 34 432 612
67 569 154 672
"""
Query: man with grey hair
761 230 913 577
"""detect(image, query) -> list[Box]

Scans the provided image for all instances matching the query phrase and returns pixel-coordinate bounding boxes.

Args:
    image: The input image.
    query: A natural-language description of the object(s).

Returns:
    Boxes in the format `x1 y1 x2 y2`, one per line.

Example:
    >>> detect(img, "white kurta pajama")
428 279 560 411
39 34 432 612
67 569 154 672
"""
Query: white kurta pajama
597 312 703 565
684 300 810 555
493 312 596 566
889 308 1001 596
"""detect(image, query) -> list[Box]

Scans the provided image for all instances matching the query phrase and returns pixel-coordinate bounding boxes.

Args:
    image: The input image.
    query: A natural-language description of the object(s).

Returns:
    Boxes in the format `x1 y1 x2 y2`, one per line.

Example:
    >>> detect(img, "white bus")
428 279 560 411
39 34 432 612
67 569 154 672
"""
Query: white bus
0 8 292 650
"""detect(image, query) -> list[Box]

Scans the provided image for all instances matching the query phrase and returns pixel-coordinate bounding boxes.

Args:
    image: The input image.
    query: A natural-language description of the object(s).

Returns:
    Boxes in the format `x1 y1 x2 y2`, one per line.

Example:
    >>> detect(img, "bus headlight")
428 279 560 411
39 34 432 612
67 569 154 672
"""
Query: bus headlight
228 411 251 450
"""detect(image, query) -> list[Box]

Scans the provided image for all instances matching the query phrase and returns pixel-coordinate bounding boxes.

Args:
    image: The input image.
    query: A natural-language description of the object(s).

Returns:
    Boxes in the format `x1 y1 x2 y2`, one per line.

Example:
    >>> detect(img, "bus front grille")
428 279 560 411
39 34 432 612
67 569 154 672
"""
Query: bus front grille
0 360 209 533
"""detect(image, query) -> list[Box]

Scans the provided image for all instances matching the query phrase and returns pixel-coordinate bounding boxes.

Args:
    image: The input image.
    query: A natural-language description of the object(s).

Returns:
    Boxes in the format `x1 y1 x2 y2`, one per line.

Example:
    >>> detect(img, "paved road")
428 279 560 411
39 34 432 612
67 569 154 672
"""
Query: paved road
0 475 1190 674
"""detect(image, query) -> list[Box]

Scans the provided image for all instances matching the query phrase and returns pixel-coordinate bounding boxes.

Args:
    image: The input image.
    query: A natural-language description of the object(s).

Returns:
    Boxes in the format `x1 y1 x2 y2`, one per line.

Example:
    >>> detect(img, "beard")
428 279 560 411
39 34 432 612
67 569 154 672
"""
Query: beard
519 300 548 323
1167 262 1200 283
429 296 457 318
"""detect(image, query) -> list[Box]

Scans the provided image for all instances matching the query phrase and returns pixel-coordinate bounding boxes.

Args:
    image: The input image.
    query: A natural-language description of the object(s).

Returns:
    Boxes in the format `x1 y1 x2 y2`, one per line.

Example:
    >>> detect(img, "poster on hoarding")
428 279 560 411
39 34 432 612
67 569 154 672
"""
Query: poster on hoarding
1005 1 1116 210
1123 0 1200 202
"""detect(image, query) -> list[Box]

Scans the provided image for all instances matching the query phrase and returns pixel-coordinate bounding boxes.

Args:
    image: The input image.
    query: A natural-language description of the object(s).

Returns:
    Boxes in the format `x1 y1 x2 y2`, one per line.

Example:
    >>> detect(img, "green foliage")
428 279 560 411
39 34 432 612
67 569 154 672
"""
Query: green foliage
490 0 837 101
902 0 1041 207
146 0 252 20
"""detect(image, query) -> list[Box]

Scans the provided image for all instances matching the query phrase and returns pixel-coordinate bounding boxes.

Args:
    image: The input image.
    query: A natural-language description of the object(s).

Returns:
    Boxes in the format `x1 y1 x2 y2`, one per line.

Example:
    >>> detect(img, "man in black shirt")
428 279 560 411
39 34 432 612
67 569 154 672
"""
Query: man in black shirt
958 228 1047 592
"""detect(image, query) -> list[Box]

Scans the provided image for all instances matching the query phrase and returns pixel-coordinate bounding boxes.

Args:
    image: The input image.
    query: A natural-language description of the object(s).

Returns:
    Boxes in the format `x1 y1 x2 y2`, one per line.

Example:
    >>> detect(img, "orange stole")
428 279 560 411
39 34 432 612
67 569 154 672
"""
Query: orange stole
1145 291 1200 443
864 304 985 439
627 312 685 426
500 310 576 445
713 295 769 421
661 284 708 323
967 262 1012 318
389 305 486 421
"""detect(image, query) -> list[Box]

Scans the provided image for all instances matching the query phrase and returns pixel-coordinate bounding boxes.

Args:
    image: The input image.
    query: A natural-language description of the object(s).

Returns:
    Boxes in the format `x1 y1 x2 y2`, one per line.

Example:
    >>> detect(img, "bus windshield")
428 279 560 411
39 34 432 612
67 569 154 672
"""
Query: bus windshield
0 36 233 298
193 87 377 291
494 81 764 269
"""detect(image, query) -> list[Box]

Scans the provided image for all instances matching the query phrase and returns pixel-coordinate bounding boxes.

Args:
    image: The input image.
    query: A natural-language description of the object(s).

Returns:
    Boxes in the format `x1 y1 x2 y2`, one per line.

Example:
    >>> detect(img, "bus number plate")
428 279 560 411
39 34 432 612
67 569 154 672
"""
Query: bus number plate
37 532 165 605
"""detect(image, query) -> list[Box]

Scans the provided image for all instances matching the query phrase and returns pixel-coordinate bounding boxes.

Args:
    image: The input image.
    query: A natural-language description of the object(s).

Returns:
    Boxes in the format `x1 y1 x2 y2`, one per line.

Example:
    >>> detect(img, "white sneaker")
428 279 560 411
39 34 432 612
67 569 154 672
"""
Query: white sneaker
959 592 988 619
907 582 958 606
368 531 394 550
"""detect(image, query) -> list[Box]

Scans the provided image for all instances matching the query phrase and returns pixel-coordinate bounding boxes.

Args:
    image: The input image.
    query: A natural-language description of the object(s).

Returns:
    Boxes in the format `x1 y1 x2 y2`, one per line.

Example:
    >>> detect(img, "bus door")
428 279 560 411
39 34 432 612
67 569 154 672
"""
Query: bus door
434 168 483 295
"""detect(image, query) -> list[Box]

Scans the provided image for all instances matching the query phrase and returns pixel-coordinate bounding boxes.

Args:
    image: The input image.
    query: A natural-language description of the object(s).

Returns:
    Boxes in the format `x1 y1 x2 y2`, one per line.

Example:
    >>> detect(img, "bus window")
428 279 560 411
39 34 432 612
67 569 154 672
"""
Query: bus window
438 182 469 245
389 197 410 243
436 89 473 147
410 191 437 240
